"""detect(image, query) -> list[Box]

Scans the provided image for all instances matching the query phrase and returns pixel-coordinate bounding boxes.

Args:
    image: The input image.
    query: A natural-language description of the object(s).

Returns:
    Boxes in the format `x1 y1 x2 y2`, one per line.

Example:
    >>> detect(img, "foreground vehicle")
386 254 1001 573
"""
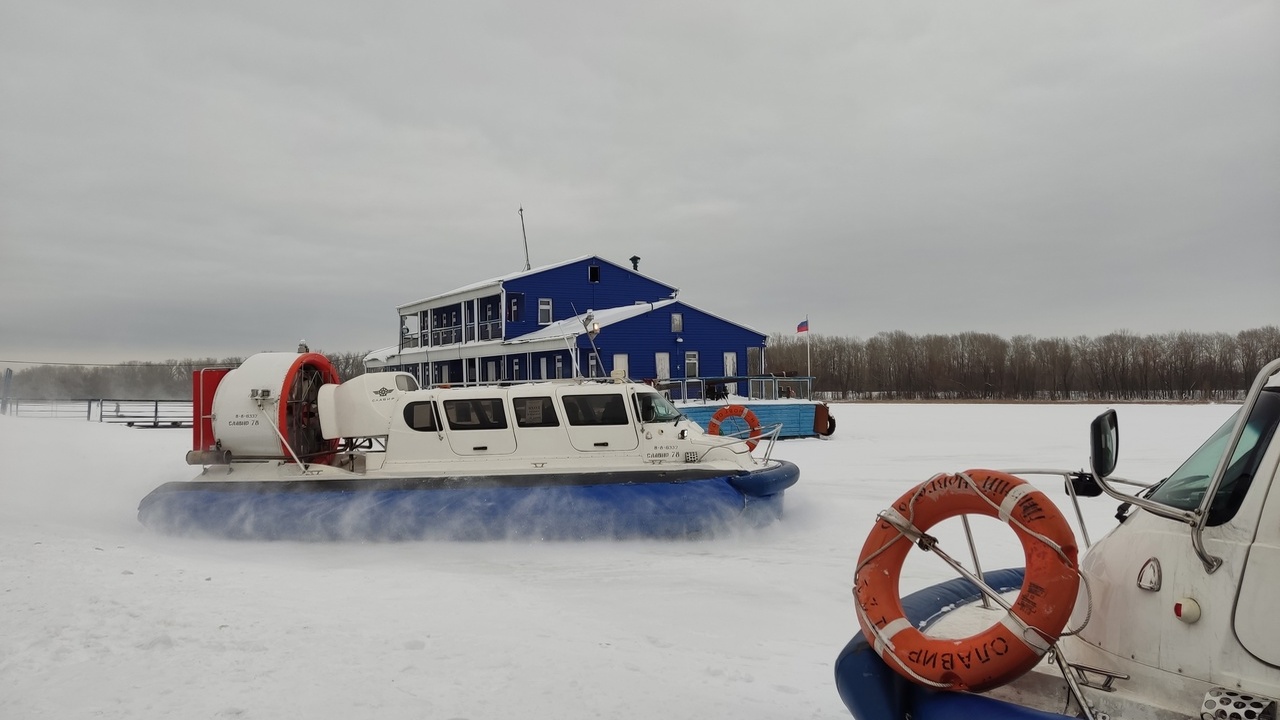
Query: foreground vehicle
837 358 1280 720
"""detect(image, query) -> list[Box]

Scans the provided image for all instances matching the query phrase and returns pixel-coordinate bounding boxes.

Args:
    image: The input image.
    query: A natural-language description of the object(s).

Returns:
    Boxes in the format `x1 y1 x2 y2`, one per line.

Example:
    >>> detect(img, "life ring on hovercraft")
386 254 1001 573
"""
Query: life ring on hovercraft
706 404 763 451
853 469 1079 692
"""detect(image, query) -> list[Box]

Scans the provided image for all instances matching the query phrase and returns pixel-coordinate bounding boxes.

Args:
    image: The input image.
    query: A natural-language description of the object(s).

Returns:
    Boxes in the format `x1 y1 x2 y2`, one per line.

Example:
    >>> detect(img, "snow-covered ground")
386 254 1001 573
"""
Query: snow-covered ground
0 402 1235 719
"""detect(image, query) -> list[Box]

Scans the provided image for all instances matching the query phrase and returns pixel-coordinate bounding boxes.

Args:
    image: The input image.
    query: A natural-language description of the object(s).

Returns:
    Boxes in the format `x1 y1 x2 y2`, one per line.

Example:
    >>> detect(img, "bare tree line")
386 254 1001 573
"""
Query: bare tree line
10 327 1279 403
5 351 371 400
767 326 1280 402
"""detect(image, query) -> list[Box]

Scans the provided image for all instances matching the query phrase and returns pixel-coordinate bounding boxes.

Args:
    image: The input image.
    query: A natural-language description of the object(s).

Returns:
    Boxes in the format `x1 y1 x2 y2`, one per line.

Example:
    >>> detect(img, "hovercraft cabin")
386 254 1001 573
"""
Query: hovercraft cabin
364 255 767 397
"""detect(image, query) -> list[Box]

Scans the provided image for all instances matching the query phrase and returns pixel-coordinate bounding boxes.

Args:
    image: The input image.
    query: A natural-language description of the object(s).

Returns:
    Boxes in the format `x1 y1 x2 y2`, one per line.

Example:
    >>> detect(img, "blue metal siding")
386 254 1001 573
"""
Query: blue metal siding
502 258 675 340
585 302 765 381
680 403 818 440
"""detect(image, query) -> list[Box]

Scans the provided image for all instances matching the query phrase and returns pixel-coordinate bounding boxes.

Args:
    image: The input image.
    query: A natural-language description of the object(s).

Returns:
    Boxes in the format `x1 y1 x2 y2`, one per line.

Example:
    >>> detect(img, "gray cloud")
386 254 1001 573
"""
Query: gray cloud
2 1 1277 363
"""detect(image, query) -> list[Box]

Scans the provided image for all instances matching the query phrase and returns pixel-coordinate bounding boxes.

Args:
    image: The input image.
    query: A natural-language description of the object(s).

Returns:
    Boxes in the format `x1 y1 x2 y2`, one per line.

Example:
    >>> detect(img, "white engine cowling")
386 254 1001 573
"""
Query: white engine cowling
208 353 341 461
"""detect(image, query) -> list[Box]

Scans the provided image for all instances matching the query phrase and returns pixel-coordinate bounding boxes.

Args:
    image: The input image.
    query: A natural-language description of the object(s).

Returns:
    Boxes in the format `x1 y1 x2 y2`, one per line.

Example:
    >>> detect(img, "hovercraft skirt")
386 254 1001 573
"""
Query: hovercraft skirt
138 462 799 541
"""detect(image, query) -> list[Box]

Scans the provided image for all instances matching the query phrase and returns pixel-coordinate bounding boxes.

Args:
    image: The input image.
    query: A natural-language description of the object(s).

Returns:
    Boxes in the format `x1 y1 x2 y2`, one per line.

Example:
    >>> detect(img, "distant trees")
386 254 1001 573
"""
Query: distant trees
8 327 1280 402
768 326 1280 402
6 350 372 400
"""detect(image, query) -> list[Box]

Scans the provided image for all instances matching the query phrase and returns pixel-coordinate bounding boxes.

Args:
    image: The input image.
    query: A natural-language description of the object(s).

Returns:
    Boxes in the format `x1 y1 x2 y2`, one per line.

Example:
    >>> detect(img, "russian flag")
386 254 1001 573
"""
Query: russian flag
797 318 809 333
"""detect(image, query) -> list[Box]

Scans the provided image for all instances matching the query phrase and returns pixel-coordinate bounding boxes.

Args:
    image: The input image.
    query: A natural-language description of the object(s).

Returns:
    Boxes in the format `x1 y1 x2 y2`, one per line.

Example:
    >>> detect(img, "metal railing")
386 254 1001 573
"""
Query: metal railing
2 398 193 427
2 398 97 420
100 399 194 427
659 375 814 403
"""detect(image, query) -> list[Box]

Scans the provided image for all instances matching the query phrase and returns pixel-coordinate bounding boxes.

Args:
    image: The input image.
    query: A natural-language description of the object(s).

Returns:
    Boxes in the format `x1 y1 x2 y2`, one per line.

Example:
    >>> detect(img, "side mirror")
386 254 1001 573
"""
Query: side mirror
1090 409 1119 479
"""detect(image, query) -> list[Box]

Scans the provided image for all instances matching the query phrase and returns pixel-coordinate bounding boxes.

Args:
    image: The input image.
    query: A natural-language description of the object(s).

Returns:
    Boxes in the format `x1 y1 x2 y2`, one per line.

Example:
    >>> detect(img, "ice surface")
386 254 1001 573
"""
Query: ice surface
0 402 1233 719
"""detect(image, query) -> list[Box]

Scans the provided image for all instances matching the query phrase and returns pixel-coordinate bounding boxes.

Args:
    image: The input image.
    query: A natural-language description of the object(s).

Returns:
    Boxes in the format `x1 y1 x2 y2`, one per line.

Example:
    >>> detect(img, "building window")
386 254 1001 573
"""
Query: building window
538 298 552 325
588 354 598 378
685 351 699 378
588 265 600 283
555 356 564 379
671 313 683 332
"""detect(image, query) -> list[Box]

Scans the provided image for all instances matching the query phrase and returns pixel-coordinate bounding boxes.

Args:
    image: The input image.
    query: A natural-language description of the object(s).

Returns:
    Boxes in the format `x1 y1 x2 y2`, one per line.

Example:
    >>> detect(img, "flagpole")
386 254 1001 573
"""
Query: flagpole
805 315 811 382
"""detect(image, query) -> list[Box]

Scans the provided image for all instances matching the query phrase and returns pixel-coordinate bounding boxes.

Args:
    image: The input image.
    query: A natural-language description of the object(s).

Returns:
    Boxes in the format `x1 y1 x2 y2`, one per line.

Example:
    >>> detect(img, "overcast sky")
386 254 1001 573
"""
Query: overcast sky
2 1 1277 364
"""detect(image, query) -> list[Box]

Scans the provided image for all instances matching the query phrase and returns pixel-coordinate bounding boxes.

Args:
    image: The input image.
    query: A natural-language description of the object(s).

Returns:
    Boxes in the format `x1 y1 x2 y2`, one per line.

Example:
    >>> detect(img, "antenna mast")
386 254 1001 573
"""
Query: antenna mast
519 206 531 271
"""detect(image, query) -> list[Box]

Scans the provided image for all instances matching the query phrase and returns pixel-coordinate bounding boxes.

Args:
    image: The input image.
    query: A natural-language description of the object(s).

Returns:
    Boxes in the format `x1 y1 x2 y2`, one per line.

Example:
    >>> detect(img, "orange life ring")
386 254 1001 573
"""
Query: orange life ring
706 404 762 451
854 469 1079 692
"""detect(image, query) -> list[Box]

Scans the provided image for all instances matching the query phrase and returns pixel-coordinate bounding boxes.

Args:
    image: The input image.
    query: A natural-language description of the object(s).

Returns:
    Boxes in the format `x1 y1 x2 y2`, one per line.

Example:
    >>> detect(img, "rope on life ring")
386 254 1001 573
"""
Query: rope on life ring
853 469 1079 693
706 404 762 451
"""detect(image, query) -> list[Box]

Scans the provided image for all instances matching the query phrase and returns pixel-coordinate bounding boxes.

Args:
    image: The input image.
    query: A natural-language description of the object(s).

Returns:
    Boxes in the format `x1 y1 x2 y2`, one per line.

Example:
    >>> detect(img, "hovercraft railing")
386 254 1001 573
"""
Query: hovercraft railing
916 461 1167 712
701 421 784 463
897 468 1157 720
878 497 1101 719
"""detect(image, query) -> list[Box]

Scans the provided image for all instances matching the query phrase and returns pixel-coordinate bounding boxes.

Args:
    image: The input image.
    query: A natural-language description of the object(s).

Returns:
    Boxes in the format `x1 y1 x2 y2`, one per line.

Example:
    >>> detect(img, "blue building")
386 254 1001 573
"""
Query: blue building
364 255 768 394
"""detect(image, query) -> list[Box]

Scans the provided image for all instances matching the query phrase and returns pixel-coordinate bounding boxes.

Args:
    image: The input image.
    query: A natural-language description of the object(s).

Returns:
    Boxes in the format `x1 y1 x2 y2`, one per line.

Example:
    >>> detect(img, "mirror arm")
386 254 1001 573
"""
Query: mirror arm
1085 474 1199 526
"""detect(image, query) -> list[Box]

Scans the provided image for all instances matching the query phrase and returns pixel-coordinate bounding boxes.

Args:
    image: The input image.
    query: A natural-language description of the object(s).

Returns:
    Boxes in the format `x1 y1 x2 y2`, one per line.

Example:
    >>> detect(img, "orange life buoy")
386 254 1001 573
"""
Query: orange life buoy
706 404 762 451
854 469 1079 692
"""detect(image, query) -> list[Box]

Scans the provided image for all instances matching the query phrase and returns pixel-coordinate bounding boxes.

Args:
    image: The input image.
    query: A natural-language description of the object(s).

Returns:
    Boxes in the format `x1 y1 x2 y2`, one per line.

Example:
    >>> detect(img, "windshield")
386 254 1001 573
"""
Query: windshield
1148 388 1280 526
635 391 682 423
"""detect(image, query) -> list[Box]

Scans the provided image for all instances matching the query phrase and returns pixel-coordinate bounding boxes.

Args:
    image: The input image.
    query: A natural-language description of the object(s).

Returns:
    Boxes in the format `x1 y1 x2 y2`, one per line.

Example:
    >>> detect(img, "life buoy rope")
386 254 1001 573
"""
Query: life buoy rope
853 469 1080 692
706 404 762 451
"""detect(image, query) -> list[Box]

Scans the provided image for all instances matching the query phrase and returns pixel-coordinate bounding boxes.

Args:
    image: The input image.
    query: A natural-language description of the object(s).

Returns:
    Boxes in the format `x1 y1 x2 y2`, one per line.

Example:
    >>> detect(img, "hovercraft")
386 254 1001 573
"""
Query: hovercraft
138 352 799 541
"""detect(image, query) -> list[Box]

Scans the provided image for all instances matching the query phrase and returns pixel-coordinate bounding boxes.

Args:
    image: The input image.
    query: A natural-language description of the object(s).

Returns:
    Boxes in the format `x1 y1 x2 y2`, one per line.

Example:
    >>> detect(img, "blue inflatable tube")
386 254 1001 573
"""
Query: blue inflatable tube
834 568 1073 720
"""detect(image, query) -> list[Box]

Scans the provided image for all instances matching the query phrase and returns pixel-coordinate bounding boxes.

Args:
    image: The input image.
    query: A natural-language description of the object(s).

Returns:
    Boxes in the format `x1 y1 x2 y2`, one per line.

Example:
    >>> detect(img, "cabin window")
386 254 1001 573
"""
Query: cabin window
538 298 552 325
635 392 682 423
684 351 699 378
513 397 560 428
395 374 419 391
443 398 508 430
671 313 683 332
403 401 438 432
1149 388 1280 526
562 394 630 426
588 265 600 283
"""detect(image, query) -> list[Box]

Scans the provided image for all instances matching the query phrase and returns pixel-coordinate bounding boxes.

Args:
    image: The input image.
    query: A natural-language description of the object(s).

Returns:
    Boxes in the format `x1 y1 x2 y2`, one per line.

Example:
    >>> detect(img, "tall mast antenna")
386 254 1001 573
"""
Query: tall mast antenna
519 206 531 271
